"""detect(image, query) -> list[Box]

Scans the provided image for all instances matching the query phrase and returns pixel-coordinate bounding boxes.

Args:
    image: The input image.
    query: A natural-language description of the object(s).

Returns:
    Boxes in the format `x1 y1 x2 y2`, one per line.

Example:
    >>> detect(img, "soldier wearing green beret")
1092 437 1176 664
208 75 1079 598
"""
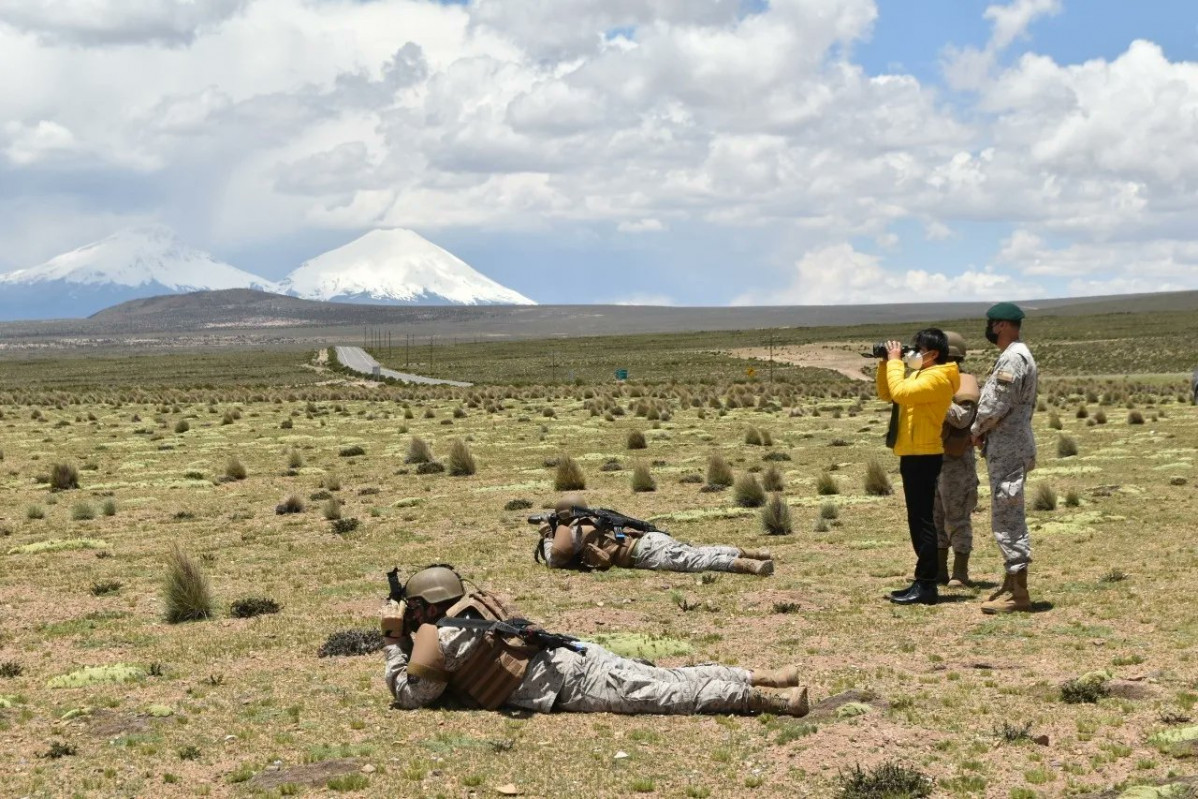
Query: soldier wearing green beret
971 302 1038 613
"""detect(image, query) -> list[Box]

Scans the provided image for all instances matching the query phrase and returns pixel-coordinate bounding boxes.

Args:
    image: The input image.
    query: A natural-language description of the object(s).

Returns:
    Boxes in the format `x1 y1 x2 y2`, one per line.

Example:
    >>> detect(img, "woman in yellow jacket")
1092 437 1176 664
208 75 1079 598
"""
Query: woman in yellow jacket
876 328 960 606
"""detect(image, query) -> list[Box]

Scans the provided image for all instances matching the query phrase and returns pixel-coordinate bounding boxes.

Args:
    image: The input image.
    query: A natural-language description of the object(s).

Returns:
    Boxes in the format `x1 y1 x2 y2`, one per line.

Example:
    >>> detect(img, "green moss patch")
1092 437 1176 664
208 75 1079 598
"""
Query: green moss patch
586 634 693 659
47 663 145 689
8 538 109 556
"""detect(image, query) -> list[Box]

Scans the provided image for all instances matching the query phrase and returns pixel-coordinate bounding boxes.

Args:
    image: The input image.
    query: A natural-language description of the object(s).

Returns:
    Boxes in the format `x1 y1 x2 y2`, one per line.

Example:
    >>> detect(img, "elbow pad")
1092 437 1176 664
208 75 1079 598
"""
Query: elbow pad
408 623 449 683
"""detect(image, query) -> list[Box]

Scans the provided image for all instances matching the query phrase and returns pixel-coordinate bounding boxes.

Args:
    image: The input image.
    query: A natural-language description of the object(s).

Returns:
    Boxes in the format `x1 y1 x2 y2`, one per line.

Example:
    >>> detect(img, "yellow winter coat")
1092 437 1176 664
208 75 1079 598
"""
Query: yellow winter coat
876 361 960 456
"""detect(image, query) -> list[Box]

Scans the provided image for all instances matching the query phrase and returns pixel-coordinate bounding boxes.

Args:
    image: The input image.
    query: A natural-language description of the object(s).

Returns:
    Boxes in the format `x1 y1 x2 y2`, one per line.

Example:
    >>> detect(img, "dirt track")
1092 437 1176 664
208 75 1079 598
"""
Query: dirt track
728 342 873 381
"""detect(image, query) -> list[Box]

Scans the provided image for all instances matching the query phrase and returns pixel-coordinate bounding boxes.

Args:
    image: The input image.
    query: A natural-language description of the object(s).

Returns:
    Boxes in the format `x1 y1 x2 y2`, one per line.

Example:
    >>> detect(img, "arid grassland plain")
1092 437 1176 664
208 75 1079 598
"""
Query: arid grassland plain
1 313 1196 799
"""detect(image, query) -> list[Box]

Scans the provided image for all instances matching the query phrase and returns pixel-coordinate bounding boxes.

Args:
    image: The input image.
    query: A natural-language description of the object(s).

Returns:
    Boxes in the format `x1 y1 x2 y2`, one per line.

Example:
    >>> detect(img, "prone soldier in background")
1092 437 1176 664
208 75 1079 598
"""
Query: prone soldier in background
934 331 980 588
381 565 810 717
531 499 774 576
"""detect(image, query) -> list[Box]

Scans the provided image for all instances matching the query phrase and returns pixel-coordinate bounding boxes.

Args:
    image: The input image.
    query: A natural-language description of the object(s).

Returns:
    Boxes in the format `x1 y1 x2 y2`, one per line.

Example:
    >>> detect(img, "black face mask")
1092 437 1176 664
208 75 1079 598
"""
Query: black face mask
984 321 999 345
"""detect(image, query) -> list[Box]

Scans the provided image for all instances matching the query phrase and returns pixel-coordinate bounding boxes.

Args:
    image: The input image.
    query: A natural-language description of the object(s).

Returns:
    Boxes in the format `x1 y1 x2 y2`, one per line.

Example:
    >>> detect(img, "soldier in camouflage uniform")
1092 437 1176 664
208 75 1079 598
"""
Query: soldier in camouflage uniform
537 500 774 576
934 331 980 588
382 565 810 717
971 303 1039 614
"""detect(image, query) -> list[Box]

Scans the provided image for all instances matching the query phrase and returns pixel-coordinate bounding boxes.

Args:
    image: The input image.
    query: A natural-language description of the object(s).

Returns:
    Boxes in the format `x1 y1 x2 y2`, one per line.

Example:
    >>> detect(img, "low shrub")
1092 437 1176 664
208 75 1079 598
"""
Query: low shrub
275 495 305 515
627 430 647 450
230 597 281 619
317 629 385 657
90 579 122 596
331 517 360 535
338 445 366 457
836 761 933 799
50 463 79 492
416 461 445 475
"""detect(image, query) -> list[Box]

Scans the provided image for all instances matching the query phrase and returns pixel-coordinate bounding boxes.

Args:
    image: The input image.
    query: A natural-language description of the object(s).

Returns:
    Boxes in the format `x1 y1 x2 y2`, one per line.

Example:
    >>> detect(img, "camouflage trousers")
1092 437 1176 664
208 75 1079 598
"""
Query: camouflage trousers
632 532 740 573
987 460 1033 573
934 452 978 554
553 644 752 715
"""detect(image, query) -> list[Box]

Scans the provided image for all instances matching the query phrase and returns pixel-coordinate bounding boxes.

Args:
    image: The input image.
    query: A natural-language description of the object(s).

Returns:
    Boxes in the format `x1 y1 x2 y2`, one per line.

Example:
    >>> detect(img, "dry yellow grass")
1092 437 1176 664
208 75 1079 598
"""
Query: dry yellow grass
0 352 1195 798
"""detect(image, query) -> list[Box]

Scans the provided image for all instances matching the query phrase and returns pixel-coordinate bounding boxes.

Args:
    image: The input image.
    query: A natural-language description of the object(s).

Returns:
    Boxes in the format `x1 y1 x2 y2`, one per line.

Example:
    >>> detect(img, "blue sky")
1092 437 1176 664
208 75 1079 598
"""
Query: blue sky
2 0 1197 306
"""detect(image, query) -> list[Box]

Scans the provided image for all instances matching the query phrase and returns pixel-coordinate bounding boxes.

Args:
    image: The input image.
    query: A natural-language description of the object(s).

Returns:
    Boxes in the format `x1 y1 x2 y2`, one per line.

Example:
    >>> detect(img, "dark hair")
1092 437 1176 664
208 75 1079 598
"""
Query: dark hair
913 328 948 365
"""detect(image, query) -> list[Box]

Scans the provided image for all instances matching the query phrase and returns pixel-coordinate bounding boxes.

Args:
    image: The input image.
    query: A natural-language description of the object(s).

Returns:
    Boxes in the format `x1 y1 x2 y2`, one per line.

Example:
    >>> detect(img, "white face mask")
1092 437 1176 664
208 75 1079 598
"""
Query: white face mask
904 351 925 370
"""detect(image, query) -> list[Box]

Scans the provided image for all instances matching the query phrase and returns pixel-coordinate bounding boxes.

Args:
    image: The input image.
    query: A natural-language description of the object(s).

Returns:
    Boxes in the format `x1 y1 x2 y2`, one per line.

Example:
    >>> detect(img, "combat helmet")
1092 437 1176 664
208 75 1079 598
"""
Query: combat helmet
404 565 465 605
944 331 967 361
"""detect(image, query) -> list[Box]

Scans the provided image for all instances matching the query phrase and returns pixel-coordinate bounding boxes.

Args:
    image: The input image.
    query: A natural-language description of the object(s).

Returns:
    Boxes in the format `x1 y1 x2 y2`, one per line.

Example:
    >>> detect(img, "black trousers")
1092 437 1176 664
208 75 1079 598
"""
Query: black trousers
900 454 943 584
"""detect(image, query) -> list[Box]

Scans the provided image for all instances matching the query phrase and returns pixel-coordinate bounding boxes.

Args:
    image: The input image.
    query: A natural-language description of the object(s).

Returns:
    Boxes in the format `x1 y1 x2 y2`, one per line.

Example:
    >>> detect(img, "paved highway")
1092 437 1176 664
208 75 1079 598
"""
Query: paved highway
334 346 472 387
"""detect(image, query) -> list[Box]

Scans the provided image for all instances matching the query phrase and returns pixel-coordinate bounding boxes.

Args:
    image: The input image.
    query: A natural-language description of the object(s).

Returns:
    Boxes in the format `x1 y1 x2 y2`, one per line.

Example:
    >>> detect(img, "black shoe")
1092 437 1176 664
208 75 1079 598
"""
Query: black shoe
889 581 918 599
890 582 938 606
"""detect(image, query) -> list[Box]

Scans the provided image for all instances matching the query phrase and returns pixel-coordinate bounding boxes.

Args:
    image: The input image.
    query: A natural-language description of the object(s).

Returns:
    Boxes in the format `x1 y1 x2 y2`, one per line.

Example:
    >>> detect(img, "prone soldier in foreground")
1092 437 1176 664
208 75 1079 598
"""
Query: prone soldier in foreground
531 500 775 576
382 565 809 716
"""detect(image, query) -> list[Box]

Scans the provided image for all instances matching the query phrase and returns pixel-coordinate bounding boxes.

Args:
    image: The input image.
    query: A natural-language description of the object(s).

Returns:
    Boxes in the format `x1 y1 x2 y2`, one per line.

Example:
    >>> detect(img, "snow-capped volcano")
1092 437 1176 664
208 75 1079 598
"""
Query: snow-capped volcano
0 225 278 320
279 228 534 306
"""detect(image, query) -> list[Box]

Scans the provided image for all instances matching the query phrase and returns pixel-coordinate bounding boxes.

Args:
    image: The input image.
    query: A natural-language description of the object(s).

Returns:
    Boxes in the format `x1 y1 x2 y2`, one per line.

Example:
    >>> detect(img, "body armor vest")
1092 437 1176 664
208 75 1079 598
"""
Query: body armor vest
443 591 537 710
942 372 980 457
540 522 639 570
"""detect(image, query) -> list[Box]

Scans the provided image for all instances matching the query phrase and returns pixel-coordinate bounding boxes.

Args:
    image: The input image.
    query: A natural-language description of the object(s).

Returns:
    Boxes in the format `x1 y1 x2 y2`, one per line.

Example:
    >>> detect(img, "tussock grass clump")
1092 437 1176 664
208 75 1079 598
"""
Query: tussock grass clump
1 661 23 678
706 453 734 488
405 437 433 464
1065 488 1081 507
317 629 385 658
1128 410 1145 425
331 518 360 535
813 517 831 533
600 459 623 472
90 579 122 596
447 439 477 476
323 499 342 520
27 505 45 520
995 721 1033 743
863 459 892 496
275 495 305 515
1093 409 1107 424
505 498 533 511
1076 405 1089 419
820 502 839 520
174 420 190 433
1057 435 1078 458
817 471 840 496
760 494 792 535
416 461 445 475
836 761 933 799
762 451 792 461
745 427 764 446
1047 412 1062 430
733 474 766 508
163 544 214 624
554 455 586 491
630 464 656 493
71 502 95 521
627 430 647 450
287 449 303 469
50 463 79 492
224 458 247 481
773 601 801 614
1032 484 1057 511
42 741 77 760
101 499 116 517
321 474 341 491
338 445 366 457
230 597 281 619
762 465 784 492
1099 568 1128 583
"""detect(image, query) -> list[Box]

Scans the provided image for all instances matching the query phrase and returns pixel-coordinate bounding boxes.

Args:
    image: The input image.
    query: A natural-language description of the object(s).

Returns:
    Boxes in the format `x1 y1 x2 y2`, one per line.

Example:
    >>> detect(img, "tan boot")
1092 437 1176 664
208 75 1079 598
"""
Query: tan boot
738 548 773 561
947 552 971 588
747 687 809 717
751 666 800 688
731 558 774 576
981 569 1031 614
985 572 1013 602
936 548 950 585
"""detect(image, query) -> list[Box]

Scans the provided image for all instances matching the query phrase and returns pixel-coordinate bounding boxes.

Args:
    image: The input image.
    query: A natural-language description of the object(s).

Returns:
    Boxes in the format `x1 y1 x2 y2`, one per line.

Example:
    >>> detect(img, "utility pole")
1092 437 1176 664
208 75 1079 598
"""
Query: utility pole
768 333 775 386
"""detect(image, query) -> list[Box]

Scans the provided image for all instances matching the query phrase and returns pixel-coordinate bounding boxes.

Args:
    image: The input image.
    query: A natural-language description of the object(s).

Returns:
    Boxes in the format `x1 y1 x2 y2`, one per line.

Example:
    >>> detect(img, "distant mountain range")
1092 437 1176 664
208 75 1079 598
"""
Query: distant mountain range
0 225 534 320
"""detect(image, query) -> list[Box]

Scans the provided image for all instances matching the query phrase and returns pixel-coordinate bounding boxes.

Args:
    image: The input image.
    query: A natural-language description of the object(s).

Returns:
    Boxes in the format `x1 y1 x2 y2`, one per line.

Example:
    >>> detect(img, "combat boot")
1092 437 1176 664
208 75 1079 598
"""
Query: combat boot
981 569 1031 614
748 687 810 717
751 666 800 688
936 548 950 585
985 572 1013 602
731 558 774 576
947 552 972 588
738 548 773 561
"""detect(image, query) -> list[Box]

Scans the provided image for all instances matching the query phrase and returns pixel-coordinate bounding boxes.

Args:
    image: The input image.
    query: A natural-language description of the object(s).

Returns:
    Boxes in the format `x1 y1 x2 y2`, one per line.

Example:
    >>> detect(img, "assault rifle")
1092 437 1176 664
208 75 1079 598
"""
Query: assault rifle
526 505 660 542
437 617 587 654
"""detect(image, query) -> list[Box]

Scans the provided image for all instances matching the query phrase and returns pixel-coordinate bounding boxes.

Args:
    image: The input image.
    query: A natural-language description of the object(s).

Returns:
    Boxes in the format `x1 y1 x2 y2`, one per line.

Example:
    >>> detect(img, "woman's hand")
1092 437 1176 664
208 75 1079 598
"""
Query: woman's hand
886 340 904 361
